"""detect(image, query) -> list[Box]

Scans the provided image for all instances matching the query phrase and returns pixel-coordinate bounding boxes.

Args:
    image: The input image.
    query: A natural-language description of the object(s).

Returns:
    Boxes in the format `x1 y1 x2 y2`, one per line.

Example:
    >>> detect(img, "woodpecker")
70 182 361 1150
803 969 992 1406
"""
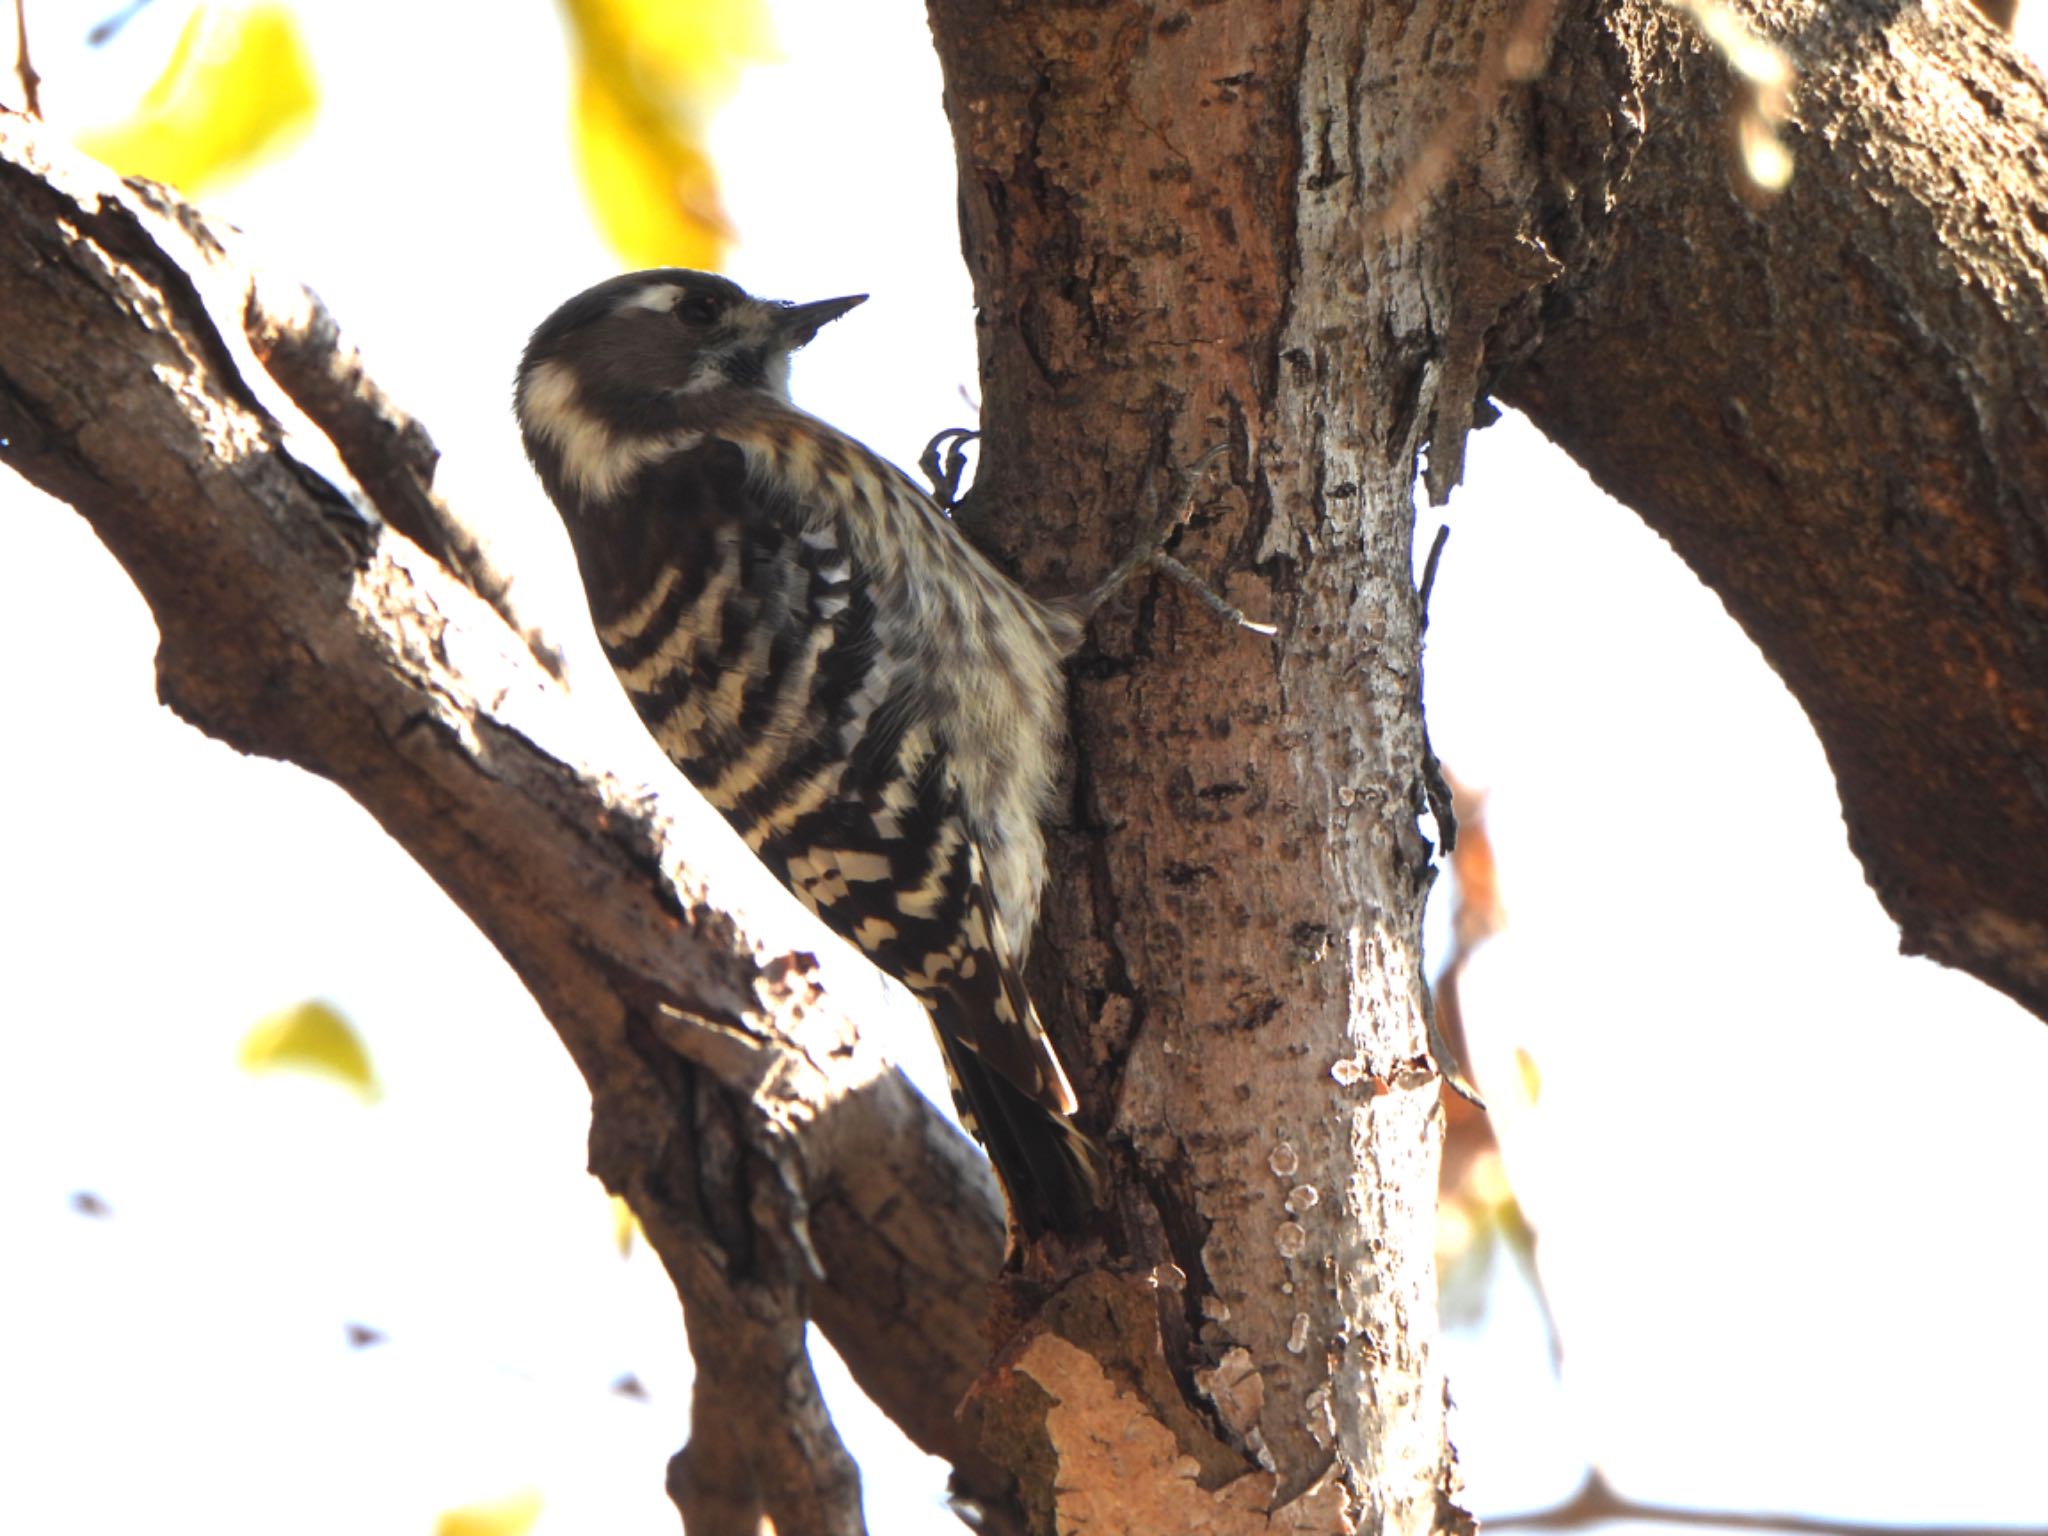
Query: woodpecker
516 269 1105 1237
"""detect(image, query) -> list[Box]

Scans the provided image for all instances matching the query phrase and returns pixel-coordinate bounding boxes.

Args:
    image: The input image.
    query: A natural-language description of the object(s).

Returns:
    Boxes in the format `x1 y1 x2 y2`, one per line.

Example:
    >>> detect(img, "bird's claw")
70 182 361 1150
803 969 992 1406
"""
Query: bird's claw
919 427 980 511
1079 443 1276 637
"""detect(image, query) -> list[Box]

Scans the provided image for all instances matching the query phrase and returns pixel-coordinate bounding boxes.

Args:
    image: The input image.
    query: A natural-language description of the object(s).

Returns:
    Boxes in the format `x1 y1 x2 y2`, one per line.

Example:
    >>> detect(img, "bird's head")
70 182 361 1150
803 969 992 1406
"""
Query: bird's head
516 269 866 451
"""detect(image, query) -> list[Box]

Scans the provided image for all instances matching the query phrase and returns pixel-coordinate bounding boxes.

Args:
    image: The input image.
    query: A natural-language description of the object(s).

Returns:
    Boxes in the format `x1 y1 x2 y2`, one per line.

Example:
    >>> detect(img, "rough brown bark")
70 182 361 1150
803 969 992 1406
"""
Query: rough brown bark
928 2 1492 1528
1500 0 2048 1016
0 111 1010 1534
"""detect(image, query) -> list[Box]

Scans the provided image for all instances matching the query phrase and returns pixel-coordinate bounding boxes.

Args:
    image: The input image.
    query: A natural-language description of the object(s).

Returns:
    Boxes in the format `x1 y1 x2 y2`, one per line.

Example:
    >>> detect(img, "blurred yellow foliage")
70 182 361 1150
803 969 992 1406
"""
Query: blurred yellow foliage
562 0 775 84
610 1192 640 1257
435 1489 544 1536
78 3 318 194
236 999 380 1101
558 0 776 269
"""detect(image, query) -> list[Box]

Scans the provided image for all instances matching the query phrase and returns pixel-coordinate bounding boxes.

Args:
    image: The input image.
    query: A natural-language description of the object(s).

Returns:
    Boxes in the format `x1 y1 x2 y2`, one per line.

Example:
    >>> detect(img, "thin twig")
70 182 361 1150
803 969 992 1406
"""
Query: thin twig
1486 1470 2048 1536
87 0 154 48
1151 552 1279 636
239 271 569 681
1073 438 1277 643
1415 523 1457 853
1075 443 1225 613
1076 443 1276 636
13 0 40 117
1417 522 1452 622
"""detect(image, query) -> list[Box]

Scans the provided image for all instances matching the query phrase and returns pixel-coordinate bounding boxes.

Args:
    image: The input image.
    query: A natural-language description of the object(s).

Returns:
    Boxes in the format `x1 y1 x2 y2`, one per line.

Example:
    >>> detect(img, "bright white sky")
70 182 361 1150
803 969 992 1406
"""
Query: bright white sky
4 3 2046 1533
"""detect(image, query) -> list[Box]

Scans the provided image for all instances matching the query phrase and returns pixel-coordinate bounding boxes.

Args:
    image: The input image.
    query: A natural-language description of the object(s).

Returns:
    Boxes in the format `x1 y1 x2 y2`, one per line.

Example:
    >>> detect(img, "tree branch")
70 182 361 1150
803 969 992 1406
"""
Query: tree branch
927 0 1475 1523
0 108 1013 1526
1499 0 2048 1018
237 258 568 681
1487 1470 2048 1536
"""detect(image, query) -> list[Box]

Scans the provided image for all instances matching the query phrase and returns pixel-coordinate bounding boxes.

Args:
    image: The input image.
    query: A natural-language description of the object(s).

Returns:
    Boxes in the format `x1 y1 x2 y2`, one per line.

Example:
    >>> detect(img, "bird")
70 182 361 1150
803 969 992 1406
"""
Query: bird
515 268 1106 1238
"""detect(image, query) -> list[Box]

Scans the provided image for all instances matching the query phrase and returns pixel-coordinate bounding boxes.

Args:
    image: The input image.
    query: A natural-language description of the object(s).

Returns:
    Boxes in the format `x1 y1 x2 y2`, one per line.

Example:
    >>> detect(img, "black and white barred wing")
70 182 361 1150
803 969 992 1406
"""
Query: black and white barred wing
578 434 1099 1231
798 704 1101 1231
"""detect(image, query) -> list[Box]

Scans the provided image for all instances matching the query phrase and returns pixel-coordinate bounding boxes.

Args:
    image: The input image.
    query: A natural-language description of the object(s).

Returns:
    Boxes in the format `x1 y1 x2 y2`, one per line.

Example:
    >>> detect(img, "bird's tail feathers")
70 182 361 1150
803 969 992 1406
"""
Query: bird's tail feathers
942 1034 1108 1239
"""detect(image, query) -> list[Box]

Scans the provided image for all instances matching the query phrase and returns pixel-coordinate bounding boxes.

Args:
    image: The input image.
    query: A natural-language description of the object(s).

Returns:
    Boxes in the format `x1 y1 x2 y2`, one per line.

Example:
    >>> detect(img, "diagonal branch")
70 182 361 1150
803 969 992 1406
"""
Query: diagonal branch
233 246 569 682
1503 0 2048 1019
0 107 1012 1527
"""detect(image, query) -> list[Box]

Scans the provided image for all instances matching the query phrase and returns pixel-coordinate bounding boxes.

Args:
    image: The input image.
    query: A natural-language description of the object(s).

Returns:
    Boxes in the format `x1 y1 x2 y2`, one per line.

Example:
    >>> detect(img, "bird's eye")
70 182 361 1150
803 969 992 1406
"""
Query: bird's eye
677 292 722 325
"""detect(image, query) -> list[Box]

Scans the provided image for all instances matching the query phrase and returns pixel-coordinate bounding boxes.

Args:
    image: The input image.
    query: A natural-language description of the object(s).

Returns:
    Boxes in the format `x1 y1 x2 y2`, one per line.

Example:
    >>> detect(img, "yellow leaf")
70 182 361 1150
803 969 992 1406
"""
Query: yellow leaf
435 1490 543 1536
610 1193 640 1257
573 59 729 270
78 3 318 195
559 0 777 91
558 0 775 268
237 999 379 1101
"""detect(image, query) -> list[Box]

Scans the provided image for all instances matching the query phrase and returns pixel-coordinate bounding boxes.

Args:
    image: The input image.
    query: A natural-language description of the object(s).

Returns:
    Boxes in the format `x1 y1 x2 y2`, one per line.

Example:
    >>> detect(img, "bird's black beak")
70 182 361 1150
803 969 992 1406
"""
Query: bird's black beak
778 293 867 347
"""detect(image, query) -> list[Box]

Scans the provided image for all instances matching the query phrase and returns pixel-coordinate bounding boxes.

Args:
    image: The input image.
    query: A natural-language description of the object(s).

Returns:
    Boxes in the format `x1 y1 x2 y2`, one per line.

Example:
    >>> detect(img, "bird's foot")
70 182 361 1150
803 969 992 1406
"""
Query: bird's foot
918 426 980 512
1075 444 1276 637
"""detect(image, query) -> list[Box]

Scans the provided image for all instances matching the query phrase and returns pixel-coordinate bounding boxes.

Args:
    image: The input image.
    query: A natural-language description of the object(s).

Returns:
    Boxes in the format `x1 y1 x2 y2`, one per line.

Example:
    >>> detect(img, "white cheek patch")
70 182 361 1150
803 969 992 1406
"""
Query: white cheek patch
515 358 580 439
518 358 702 501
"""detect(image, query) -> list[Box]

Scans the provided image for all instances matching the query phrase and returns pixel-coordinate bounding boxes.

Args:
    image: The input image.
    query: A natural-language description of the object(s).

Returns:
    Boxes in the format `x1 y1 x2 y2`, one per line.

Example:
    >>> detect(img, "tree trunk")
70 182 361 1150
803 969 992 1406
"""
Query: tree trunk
927 2 1490 1527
